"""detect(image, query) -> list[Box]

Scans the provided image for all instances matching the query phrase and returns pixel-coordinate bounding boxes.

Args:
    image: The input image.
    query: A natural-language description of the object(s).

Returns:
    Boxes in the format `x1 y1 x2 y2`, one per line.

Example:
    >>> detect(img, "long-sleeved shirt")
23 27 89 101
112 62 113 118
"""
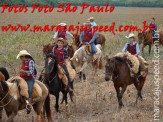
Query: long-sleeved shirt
53 31 73 40
79 30 97 44
91 21 97 28
122 41 140 53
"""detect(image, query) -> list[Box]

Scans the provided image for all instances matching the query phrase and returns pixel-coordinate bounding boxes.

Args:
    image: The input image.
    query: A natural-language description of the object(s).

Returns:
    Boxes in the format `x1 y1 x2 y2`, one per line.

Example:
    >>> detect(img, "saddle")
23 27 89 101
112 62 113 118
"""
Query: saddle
115 52 148 77
7 76 42 100
85 44 98 55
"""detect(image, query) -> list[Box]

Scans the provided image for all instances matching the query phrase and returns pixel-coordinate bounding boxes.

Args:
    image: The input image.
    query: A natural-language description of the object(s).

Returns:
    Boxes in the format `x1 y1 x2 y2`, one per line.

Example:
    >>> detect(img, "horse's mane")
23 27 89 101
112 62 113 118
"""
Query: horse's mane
0 80 9 92
115 56 125 62
46 54 58 73
0 67 10 80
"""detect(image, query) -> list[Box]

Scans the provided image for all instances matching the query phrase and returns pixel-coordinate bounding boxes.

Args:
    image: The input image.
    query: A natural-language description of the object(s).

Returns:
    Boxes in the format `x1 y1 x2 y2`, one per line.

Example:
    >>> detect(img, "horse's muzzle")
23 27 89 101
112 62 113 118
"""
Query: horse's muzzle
105 77 110 81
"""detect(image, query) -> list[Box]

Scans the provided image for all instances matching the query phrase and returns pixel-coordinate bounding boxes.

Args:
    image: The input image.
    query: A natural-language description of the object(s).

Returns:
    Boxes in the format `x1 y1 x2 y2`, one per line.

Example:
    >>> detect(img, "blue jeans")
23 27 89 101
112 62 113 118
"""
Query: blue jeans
25 79 35 98
90 42 96 55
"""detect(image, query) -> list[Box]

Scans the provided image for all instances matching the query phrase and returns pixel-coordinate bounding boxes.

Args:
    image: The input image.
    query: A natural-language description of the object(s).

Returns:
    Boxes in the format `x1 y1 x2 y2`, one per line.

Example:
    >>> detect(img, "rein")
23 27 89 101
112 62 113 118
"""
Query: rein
0 77 19 107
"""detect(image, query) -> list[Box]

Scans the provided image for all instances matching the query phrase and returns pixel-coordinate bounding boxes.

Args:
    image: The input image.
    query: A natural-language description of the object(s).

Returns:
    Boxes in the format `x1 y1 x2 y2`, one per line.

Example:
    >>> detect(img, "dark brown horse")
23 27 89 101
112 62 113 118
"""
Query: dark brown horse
43 43 75 58
0 67 9 81
105 56 148 108
138 31 163 55
74 33 106 53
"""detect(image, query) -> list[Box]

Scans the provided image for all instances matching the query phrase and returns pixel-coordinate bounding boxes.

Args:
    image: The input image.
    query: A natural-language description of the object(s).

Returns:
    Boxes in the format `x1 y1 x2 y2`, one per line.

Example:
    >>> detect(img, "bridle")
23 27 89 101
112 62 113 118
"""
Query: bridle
105 58 119 81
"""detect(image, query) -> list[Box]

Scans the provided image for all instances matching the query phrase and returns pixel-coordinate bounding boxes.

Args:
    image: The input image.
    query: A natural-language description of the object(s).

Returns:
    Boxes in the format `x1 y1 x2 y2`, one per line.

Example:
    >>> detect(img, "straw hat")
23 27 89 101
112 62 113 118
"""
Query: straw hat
58 23 67 26
89 17 94 20
16 50 31 59
125 33 135 39
55 37 67 46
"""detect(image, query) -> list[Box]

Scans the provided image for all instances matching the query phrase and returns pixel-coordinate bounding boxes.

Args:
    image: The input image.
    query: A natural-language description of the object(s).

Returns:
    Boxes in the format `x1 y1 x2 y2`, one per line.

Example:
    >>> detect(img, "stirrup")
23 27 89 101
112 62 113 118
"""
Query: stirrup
26 103 33 111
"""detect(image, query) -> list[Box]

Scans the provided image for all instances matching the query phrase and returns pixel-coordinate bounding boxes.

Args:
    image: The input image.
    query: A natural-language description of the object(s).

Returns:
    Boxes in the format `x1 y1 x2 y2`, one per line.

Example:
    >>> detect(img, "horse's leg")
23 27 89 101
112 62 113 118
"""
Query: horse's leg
0 107 3 120
79 71 83 81
149 44 151 55
6 112 17 122
114 85 121 108
142 44 145 54
83 73 86 82
119 86 127 107
36 114 41 122
133 80 141 104
55 94 60 112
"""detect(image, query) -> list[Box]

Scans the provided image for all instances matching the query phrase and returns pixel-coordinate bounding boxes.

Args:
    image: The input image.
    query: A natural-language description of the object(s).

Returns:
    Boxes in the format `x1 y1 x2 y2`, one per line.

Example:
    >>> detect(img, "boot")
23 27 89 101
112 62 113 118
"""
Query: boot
26 98 33 114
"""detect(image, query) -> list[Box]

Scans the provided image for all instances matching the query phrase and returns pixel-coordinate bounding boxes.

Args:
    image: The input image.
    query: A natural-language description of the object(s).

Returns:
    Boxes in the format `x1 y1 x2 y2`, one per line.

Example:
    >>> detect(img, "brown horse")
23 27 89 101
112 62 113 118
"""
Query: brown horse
74 33 106 53
0 67 9 81
43 43 75 58
0 78 52 122
138 31 163 55
105 56 148 108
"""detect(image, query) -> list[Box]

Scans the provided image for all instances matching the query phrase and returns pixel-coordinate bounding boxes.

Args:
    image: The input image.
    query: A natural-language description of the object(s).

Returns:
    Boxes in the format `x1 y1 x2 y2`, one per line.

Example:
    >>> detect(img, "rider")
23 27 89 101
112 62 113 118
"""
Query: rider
53 23 74 49
149 17 157 33
52 37 73 92
80 21 97 62
17 50 37 114
122 33 146 79
89 17 98 45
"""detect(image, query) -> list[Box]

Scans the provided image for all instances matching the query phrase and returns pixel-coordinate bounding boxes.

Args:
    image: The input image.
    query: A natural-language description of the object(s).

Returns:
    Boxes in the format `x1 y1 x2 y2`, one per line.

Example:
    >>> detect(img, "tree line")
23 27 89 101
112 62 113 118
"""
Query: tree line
0 0 163 7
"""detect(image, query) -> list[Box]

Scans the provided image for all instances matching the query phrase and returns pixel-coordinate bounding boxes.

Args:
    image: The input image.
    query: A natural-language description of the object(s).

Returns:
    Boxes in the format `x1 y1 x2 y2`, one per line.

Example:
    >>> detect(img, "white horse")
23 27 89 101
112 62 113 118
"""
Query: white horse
70 44 103 81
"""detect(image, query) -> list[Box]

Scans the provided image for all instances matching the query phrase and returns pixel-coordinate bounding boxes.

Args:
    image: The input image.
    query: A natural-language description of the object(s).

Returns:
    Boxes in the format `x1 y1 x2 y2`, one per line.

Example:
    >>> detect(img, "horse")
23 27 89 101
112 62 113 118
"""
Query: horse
105 56 148 109
138 31 163 55
42 54 74 112
0 67 10 81
0 78 52 122
74 33 105 52
43 43 75 58
70 44 103 81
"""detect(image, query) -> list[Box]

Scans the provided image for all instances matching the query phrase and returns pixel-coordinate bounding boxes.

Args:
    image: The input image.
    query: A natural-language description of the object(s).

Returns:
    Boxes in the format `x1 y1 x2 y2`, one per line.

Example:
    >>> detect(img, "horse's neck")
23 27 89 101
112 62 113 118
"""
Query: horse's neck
6 81 18 100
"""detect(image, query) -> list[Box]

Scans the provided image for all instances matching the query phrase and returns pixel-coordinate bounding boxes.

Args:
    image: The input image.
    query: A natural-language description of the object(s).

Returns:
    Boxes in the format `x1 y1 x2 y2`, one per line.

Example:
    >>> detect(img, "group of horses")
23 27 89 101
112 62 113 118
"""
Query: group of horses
0 30 162 121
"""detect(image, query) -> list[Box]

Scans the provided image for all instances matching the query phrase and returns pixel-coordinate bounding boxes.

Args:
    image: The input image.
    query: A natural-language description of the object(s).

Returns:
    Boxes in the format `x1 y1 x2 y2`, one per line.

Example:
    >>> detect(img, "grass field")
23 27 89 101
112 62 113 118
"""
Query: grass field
0 7 163 122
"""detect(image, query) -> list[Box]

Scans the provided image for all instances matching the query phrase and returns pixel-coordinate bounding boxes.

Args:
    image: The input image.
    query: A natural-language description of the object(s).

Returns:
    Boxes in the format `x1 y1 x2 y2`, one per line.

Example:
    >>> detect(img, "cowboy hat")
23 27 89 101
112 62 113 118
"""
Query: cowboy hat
58 23 67 26
89 17 94 20
125 33 135 39
55 37 67 46
16 50 31 59
85 21 91 26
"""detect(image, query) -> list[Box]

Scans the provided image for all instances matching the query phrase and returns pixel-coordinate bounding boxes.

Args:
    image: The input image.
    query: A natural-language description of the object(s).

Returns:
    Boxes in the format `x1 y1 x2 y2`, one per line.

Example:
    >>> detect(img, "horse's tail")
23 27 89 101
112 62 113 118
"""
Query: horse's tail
44 93 52 121
99 57 103 69
0 67 10 80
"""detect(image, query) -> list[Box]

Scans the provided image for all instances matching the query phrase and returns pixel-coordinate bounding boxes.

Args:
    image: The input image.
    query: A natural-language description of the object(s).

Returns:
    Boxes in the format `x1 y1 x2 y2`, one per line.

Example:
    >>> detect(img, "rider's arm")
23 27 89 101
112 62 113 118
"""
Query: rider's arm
122 43 128 52
66 31 74 39
64 49 68 64
79 31 84 43
53 31 58 39
89 32 96 44
135 43 140 56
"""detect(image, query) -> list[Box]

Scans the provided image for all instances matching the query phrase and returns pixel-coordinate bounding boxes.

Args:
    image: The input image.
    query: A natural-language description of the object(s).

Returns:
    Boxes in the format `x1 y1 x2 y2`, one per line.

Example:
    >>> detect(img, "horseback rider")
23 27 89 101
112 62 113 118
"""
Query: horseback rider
122 33 147 79
88 17 98 45
149 17 157 32
80 21 97 62
52 38 73 92
17 50 37 114
149 17 158 41
53 23 74 49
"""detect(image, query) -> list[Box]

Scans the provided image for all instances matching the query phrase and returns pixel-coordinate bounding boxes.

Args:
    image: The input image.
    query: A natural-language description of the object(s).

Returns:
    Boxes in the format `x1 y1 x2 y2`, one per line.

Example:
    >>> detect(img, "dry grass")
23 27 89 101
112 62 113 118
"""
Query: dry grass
0 7 163 122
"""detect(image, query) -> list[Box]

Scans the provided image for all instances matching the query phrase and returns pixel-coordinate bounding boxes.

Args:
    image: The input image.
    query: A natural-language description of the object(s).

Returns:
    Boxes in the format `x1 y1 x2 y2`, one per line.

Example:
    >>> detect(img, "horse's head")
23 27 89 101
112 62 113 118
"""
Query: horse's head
0 80 9 98
43 44 55 56
138 32 144 44
45 54 58 76
73 34 80 47
105 56 116 81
